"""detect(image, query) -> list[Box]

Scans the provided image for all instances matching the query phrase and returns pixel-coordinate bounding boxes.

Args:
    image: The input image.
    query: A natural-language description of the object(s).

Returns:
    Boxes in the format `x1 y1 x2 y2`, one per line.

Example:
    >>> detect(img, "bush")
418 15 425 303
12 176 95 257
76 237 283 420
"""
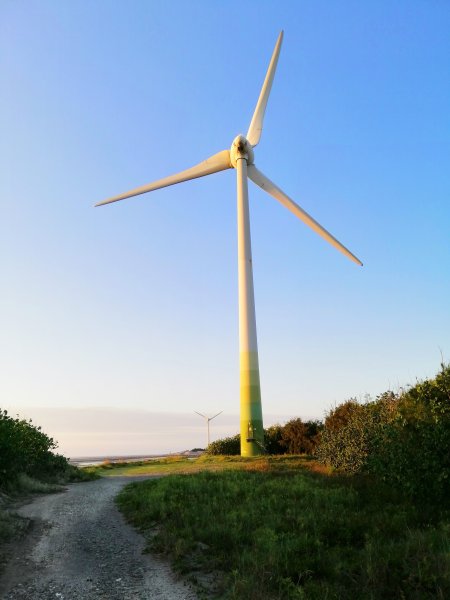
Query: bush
321 399 361 433
280 419 323 455
264 424 285 454
317 364 450 504
317 394 397 473
367 363 450 503
0 409 55 486
207 434 240 455
0 408 80 489
207 420 324 456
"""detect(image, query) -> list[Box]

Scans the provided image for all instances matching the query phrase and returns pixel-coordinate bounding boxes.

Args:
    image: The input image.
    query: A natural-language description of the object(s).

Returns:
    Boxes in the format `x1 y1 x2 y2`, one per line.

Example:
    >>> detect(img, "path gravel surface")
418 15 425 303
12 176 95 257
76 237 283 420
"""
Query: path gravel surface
0 477 197 599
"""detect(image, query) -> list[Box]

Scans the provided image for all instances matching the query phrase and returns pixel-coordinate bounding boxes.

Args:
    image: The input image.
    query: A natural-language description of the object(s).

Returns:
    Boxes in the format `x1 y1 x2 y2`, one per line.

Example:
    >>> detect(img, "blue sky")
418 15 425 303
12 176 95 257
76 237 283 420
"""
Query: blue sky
1 1 449 456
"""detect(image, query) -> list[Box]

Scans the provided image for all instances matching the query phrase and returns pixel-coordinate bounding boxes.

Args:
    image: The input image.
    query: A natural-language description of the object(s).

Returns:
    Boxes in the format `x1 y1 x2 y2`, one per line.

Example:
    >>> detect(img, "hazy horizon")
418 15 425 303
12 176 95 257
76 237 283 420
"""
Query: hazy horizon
4 405 317 457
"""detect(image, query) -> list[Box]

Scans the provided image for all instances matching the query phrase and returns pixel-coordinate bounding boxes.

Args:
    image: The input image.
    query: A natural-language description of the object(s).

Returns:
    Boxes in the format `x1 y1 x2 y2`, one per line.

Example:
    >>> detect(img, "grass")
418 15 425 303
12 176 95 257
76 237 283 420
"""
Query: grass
0 506 29 544
0 466 98 549
87 455 203 477
116 456 450 599
15 473 65 494
89 454 323 477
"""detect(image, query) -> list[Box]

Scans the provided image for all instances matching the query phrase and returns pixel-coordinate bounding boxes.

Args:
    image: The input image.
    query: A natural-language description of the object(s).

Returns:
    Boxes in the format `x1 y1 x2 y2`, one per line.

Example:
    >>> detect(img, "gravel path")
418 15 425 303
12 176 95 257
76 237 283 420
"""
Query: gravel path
0 477 197 599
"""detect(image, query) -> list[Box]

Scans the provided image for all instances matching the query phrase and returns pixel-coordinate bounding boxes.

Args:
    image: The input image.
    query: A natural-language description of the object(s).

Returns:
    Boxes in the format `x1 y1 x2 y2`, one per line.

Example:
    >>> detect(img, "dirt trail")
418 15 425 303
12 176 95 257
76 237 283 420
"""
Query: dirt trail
0 477 197 599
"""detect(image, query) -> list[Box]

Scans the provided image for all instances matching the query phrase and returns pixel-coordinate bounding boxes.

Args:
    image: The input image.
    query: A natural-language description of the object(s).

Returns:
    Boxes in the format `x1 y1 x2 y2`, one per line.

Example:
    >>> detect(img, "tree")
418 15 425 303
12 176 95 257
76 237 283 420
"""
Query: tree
264 424 285 455
280 419 322 455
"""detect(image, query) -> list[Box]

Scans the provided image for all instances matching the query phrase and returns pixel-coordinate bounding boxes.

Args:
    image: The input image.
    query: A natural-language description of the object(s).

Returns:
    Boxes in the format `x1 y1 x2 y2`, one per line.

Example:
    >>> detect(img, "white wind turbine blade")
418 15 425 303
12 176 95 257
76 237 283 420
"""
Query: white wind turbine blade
247 165 363 266
95 149 232 207
246 31 284 147
209 411 223 421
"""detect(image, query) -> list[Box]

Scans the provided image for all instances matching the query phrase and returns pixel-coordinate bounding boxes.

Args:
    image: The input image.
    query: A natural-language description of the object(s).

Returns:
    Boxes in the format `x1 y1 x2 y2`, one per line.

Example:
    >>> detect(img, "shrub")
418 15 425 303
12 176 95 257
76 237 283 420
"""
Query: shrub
207 434 240 455
317 393 398 473
280 418 323 455
317 363 450 504
367 363 450 503
207 421 324 456
322 399 362 433
0 409 54 486
264 424 285 454
0 408 78 489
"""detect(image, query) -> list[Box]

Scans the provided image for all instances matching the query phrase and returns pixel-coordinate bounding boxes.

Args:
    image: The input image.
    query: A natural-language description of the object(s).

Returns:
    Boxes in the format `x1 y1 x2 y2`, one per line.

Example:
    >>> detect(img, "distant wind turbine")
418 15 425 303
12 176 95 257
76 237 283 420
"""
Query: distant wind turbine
194 411 223 448
96 31 362 457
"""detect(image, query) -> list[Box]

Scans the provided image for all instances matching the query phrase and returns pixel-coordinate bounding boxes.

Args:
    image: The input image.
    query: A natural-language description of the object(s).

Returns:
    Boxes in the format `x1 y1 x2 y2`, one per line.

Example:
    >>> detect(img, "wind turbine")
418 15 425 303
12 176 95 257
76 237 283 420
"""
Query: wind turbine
96 31 362 457
194 410 223 448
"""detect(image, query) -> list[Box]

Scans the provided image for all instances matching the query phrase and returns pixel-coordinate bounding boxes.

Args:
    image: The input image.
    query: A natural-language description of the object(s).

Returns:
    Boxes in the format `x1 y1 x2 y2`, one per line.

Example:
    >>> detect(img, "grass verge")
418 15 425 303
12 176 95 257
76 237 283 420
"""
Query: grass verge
89 454 323 478
117 457 450 599
0 466 98 549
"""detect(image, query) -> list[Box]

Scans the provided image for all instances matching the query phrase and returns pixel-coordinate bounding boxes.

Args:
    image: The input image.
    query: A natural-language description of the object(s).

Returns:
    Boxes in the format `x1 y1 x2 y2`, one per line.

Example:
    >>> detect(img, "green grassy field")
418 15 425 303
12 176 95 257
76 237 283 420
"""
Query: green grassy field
113 456 449 599
88 454 318 477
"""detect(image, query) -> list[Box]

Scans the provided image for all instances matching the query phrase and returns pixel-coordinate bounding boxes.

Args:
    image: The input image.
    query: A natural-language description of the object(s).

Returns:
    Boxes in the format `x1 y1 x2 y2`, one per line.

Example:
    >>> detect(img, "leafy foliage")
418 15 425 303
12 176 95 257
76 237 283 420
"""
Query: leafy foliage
317 364 450 504
368 363 450 502
0 408 89 489
207 434 241 455
321 399 362 433
207 421 322 456
279 418 323 455
316 393 397 473
263 424 285 454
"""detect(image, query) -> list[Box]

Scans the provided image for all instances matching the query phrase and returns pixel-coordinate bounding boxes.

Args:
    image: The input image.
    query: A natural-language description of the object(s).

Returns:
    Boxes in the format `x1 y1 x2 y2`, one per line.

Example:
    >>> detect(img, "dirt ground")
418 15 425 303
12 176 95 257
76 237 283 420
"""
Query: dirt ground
0 476 197 599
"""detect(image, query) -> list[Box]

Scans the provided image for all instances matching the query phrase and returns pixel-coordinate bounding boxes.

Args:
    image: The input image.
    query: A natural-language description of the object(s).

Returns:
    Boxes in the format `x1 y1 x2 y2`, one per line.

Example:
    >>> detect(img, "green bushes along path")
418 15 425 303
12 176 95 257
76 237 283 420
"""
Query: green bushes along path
317 363 450 504
0 409 92 491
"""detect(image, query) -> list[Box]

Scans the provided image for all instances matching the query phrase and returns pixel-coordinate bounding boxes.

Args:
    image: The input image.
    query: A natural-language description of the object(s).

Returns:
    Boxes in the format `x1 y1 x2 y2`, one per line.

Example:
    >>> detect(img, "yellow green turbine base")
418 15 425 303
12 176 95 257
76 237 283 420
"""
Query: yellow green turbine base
240 351 264 456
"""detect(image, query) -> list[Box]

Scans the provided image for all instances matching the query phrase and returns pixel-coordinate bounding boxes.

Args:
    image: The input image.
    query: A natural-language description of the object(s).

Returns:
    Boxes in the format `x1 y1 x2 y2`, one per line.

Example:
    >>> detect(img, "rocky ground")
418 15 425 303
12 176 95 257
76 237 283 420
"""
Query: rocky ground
0 477 197 599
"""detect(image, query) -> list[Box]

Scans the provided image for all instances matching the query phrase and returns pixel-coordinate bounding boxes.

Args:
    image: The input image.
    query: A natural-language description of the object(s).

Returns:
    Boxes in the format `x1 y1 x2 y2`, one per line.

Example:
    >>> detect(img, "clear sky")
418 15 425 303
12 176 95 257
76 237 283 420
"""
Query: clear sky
1 1 449 457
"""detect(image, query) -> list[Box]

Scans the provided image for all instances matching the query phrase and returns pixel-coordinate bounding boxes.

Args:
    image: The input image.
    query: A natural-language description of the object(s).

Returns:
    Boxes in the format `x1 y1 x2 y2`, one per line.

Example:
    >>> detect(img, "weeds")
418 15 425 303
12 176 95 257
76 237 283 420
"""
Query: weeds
0 461 97 550
117 461 450 599
16 474 64 494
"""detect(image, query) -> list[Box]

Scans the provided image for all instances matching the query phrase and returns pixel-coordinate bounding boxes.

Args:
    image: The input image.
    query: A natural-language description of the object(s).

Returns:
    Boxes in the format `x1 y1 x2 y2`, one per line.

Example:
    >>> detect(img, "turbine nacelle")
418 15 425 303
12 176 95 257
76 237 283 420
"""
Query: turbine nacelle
230 134 254 168
95 30 362 266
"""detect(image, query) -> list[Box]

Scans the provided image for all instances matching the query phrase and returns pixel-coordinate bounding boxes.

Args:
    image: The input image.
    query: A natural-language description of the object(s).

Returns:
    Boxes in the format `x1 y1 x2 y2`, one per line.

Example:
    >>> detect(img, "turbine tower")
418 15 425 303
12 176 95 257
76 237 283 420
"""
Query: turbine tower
96 31 362 457
194 411 223 448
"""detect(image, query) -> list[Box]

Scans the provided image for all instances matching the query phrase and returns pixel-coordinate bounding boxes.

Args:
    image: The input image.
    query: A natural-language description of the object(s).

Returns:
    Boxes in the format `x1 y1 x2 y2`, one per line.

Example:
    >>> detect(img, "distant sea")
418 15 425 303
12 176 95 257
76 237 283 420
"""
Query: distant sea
69 451 202 467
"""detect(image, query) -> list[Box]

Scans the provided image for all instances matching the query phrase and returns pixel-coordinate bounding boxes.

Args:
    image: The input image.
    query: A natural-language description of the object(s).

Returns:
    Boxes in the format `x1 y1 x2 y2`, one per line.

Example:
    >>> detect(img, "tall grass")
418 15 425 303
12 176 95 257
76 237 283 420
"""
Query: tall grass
117 465 450 599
